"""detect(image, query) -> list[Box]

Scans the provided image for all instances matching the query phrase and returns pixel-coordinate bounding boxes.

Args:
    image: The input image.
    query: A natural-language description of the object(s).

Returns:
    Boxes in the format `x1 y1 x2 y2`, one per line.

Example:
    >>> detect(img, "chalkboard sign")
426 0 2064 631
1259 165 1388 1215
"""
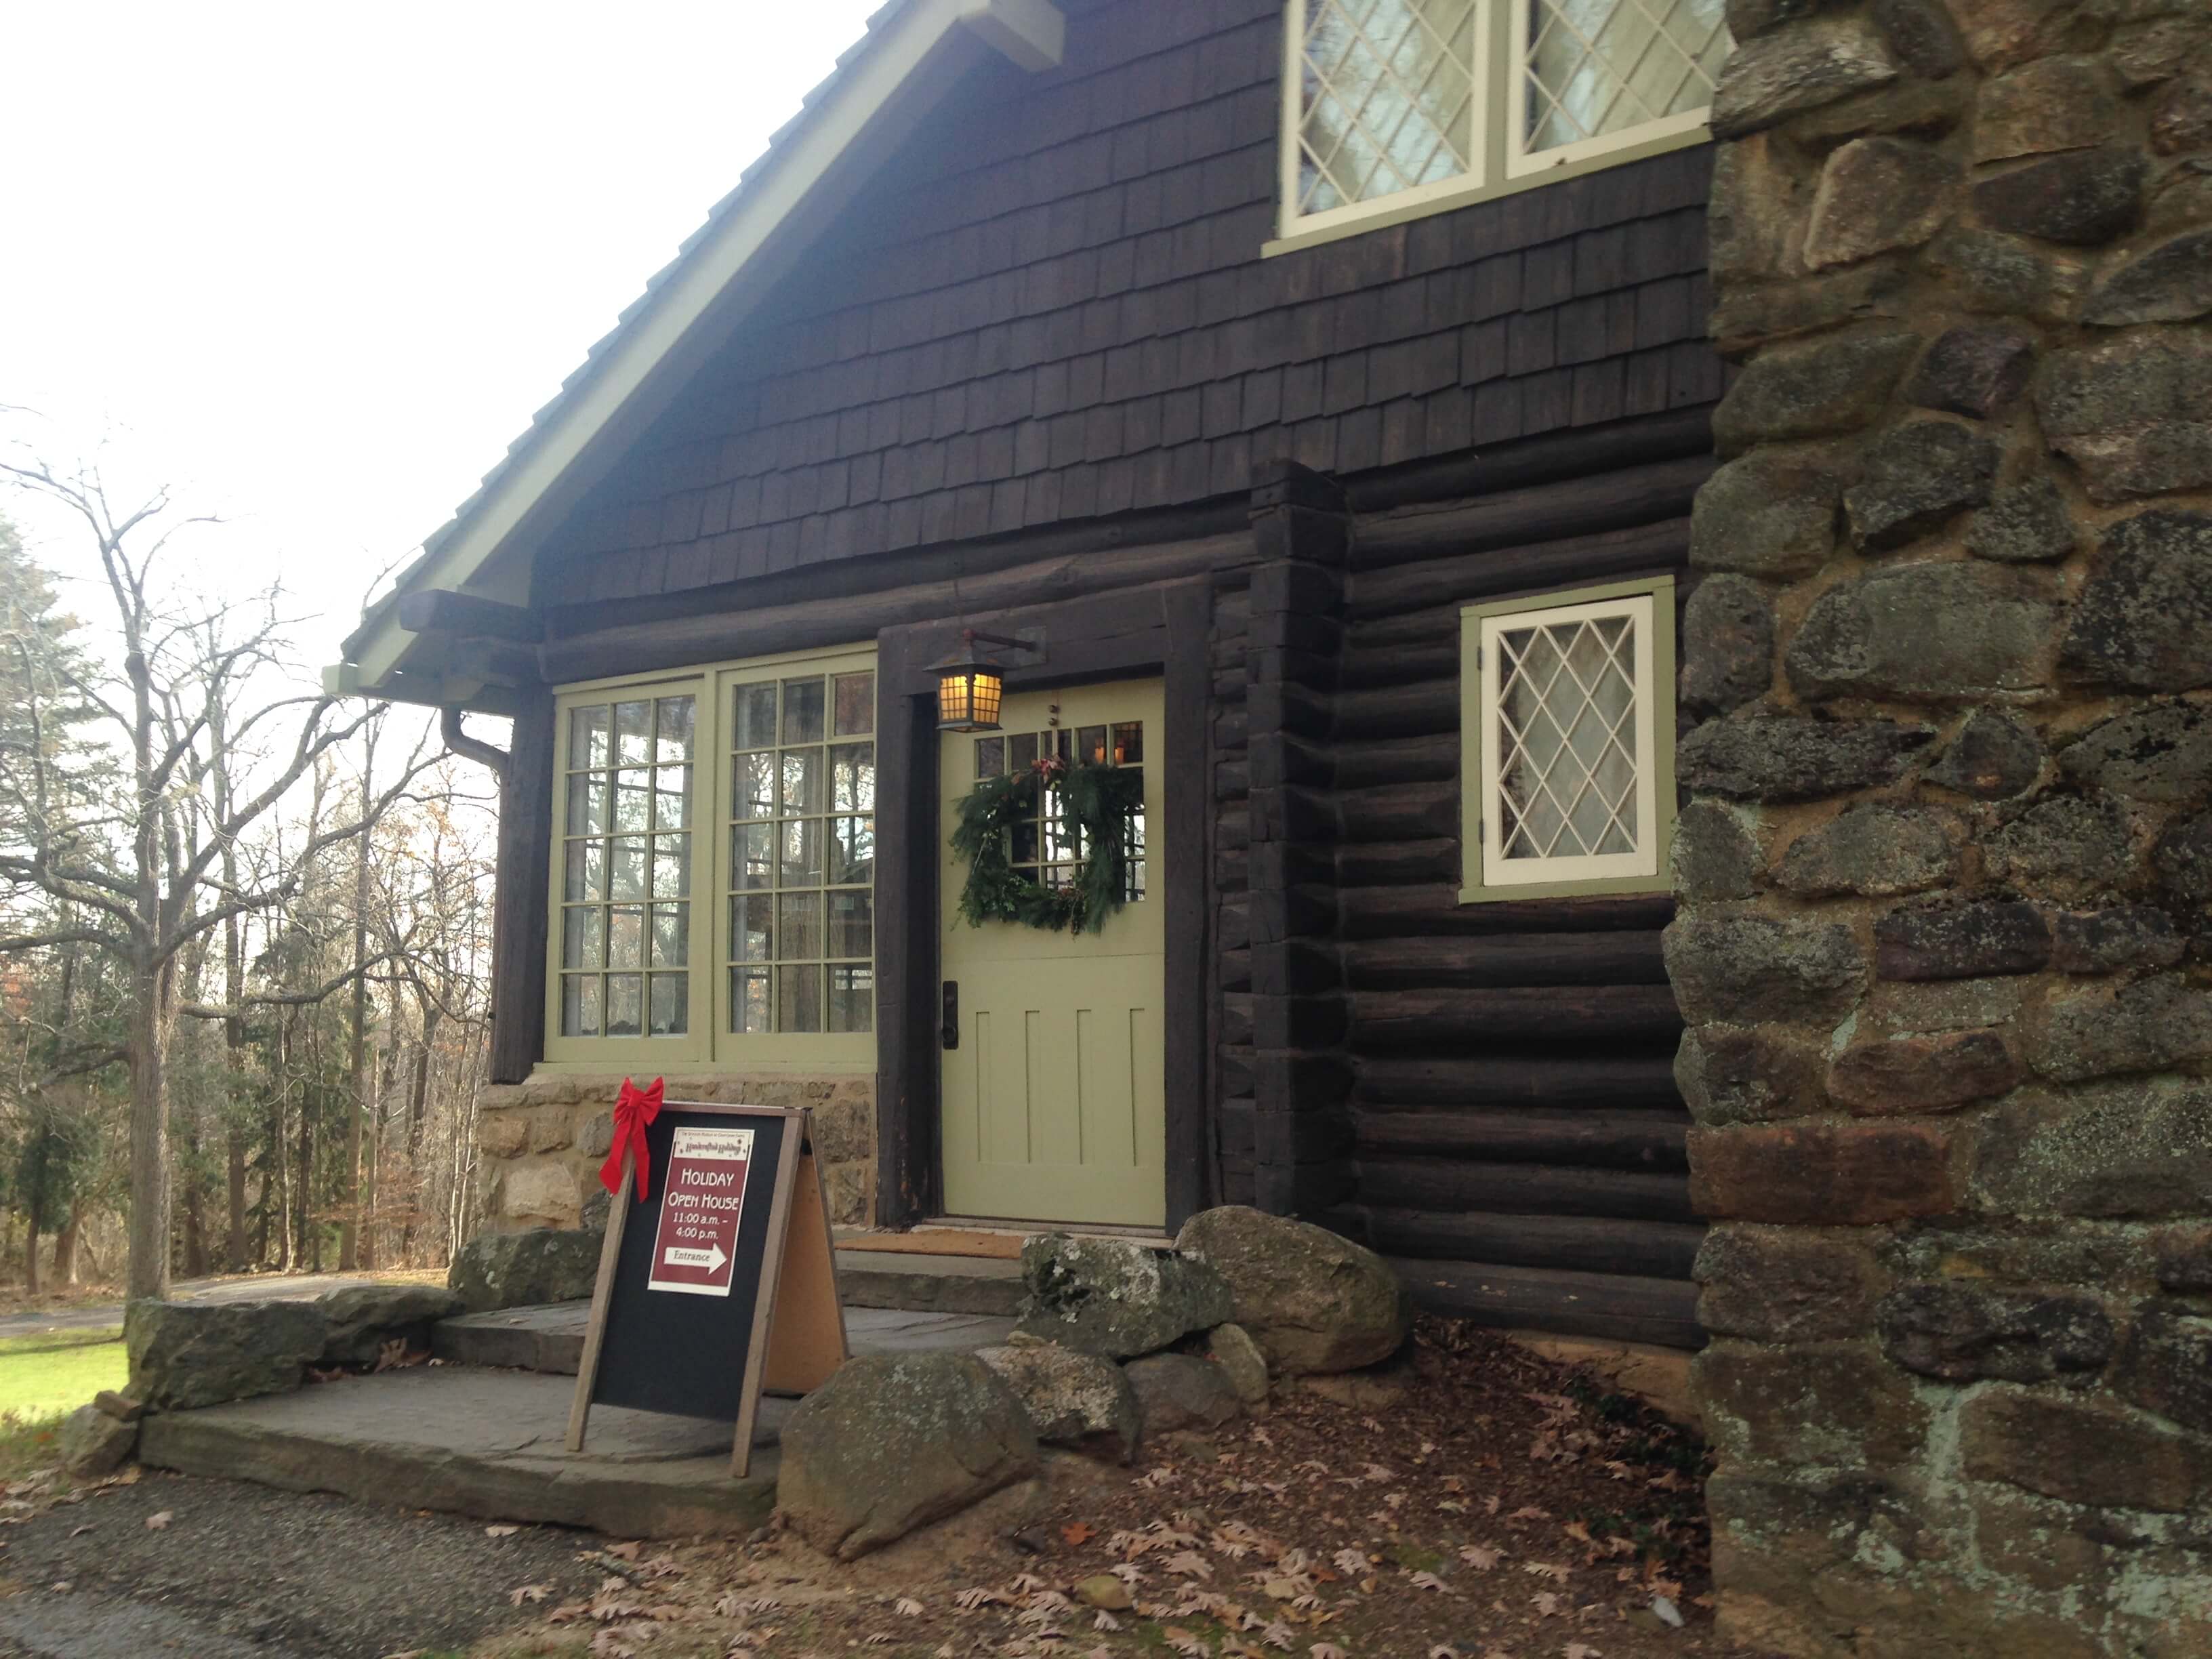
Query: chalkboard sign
566 1101 848 1476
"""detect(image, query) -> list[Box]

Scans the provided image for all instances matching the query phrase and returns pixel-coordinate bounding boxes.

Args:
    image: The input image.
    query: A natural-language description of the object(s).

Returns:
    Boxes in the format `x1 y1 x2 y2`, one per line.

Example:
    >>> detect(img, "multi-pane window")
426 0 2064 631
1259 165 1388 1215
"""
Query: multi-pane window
972 722 1148 903
728 668 876 1036
1460 583 1673 899
546 651 876 1063
558 694 694 1038
1515 0 1731 173
1279 0 1729 241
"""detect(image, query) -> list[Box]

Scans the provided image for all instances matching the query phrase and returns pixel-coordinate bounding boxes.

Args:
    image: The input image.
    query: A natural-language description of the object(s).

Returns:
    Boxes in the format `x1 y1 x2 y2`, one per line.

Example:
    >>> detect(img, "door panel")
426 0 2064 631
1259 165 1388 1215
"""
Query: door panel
940 679 1166 1227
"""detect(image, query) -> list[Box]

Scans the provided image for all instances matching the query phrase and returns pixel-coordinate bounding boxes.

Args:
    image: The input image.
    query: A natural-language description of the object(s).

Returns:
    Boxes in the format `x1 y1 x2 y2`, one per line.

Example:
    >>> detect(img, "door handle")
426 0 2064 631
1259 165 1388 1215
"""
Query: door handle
941 981 959 1050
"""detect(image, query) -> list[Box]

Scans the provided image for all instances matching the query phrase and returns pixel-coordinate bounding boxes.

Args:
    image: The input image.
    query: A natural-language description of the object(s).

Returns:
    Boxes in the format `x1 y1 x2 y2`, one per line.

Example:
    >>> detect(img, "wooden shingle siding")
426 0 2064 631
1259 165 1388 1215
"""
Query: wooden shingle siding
531 0 1715 607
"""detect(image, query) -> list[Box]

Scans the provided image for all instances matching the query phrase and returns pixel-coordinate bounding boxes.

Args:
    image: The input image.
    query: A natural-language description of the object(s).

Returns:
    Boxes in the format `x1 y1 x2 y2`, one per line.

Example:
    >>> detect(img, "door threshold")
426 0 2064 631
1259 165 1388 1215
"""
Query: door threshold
836 1219 1172 1260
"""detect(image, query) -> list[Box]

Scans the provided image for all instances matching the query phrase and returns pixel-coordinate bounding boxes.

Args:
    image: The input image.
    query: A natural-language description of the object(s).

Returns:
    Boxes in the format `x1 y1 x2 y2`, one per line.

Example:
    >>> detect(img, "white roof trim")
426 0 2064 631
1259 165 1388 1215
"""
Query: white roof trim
339 0 1065 701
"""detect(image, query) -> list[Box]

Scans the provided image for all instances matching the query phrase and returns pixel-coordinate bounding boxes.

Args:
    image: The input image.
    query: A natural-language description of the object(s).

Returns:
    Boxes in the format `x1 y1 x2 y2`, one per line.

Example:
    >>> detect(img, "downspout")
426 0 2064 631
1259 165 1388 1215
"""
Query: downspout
440 705 509 781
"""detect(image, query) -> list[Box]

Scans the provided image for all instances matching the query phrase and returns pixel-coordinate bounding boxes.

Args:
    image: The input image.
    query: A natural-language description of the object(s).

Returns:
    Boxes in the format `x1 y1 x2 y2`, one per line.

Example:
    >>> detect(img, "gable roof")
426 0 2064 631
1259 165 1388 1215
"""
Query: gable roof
329 0 1065 710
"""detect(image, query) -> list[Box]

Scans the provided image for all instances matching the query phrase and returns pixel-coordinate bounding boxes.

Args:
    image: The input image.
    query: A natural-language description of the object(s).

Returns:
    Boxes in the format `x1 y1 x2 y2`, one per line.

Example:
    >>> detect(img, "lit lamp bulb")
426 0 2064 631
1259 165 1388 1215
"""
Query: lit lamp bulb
934 640 1006 733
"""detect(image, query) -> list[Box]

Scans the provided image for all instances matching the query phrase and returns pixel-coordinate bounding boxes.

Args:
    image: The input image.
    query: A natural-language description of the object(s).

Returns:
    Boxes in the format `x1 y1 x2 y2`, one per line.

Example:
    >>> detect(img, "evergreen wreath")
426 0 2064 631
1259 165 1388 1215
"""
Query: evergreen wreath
951 752 1144 934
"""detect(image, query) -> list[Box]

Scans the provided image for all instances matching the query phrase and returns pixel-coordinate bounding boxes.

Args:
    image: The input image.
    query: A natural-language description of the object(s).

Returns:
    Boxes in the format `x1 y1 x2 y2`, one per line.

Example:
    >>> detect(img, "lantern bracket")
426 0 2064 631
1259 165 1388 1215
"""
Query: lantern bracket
957 626 1044 663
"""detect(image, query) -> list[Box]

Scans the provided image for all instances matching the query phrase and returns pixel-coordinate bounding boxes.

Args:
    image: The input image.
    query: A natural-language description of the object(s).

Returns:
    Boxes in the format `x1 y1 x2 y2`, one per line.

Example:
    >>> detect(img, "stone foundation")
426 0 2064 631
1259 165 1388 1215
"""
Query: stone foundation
473 1073 876 1233
1681 2 2212 1652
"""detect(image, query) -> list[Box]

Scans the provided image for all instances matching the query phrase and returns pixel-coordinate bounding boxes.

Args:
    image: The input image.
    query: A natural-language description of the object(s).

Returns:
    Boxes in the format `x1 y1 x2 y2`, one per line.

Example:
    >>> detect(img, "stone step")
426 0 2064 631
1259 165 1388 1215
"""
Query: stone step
146 1303 1023 1538
834 1248 1025 1317
434 1298 1019 1376
139 1368 782 1539
431 1250 1024 1374
434 1301 588 1374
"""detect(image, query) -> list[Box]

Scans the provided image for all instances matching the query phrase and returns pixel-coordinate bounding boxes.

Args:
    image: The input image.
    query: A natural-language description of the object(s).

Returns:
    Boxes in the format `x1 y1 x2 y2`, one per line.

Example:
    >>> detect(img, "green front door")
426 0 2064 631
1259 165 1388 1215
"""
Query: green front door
938 678 1166 1228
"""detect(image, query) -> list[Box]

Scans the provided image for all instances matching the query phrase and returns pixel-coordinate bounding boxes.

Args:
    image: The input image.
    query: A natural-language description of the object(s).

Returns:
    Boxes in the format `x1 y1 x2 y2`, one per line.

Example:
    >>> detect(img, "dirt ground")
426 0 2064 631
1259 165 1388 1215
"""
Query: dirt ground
0 1465 600 1658
479 1319 1780 1659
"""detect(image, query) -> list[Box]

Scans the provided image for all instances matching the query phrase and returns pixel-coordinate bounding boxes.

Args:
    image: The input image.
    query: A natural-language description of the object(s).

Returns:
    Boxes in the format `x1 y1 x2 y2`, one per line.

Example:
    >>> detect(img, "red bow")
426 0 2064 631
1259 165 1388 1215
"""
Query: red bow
599 1076 664 1202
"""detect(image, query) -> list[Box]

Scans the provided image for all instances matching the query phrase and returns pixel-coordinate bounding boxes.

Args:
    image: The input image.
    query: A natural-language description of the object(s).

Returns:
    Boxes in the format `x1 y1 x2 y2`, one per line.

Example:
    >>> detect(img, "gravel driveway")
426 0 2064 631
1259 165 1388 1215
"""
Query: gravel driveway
0 1469 603 1658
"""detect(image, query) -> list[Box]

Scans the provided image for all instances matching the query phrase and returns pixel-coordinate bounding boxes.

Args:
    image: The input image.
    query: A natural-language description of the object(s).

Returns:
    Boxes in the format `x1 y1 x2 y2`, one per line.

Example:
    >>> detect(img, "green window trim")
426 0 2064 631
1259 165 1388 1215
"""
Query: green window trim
544 644 878 1072
1458 576 1676 905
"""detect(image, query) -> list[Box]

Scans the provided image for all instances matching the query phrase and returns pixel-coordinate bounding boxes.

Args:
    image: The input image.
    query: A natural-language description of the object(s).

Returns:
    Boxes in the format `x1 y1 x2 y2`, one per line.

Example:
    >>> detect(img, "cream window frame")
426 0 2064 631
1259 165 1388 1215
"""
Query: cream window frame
541 644 878 1075
1271 0 1727 255
1458 577 1674 904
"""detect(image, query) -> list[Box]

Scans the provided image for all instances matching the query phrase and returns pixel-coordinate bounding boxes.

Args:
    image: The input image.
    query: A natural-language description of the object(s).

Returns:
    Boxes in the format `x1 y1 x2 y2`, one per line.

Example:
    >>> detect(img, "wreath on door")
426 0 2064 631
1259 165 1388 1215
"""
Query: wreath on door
951 752 1145 934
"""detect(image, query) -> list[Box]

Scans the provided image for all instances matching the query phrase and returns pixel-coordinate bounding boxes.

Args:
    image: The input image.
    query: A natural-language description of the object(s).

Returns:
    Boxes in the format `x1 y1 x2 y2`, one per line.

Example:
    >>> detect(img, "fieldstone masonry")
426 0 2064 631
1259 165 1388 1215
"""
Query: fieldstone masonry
471 1072 876 1231
1680 1 2212 1651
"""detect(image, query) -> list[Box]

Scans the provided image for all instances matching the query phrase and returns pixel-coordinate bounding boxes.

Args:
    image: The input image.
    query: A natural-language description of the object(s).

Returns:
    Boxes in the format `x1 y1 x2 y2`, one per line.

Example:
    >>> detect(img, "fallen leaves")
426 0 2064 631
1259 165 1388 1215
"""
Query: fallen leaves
509 1583 554 1607
373 1338 428 1372
484 1524 519 1538
1060 1520 1094 1546
143 1511 171 1531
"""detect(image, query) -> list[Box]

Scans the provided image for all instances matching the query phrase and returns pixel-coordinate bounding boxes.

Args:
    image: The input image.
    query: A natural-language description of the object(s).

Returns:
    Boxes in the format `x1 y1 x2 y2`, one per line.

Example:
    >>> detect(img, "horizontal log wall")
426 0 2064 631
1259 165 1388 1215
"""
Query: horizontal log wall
1324 437 1711 1350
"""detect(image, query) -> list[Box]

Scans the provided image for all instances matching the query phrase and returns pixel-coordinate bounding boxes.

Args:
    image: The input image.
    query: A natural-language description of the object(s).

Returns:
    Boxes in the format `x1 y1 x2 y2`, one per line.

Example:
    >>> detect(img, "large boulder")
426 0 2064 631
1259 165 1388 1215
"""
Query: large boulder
777 1353 1037 1560
125 1300 325 1411
58 1404 136 1477
1124 1353 1244 1435
1012 1235 1232 1359
316 1283 466 1366
975 1343 1142 1462
447 1226 602 1313
1174 1208 1412 1376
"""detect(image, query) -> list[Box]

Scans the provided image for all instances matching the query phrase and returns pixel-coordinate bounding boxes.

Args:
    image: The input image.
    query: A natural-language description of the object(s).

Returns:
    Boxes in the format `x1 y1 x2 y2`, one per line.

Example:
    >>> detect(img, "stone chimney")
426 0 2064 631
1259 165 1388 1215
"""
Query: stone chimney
1674 0 2212 1651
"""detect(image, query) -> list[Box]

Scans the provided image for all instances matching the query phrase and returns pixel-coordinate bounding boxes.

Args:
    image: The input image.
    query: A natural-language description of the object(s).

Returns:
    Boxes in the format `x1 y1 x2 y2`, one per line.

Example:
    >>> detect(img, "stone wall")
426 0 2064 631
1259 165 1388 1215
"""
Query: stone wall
472 1075 876 1234
1677 1 2212 1652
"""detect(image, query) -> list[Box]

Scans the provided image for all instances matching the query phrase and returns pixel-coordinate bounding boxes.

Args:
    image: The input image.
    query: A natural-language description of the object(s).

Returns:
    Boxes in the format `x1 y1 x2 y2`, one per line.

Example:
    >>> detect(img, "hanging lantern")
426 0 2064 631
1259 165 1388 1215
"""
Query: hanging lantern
931 628 1036 733
935 653 1005 732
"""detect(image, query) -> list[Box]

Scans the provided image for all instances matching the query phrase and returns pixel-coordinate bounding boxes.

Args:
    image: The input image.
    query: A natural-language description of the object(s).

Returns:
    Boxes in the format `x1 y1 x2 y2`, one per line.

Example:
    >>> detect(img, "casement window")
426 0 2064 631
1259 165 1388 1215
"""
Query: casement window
1275 0 1732 247
1459 579 1674 901
546 647 877 1070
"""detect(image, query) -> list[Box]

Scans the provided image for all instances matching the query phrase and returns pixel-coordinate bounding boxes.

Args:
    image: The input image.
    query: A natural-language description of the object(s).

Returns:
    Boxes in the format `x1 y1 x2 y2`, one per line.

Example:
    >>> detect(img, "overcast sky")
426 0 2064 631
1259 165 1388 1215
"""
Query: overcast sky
1 1 878 665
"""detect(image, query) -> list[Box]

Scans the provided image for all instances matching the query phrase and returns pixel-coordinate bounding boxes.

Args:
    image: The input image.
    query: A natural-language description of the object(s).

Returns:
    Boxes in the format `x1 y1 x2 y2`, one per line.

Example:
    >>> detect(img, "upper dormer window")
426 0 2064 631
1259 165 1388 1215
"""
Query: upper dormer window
1277 0 1731 245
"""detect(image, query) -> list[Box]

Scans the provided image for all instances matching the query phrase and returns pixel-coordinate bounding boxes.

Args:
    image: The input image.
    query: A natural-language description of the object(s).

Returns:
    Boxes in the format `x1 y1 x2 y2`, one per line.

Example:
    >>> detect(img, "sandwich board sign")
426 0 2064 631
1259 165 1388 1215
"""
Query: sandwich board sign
567 1088 848 1477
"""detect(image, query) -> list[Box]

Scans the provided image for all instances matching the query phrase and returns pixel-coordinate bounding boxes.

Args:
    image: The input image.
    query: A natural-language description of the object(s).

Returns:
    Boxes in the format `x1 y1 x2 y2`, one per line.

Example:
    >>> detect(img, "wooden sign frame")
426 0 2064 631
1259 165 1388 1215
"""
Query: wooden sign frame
566 1102 848 1477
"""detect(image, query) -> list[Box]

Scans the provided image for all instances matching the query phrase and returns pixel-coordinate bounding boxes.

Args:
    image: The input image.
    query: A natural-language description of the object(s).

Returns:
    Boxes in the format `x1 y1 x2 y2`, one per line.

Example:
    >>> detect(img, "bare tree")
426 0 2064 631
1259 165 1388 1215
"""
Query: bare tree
0 454 430 1299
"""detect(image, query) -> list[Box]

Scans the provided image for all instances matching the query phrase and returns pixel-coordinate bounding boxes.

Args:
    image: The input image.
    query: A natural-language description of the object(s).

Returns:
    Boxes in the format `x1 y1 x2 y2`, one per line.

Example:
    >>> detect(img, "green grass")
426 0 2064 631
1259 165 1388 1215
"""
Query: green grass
0 1328 126 1420
0 1328 126 1479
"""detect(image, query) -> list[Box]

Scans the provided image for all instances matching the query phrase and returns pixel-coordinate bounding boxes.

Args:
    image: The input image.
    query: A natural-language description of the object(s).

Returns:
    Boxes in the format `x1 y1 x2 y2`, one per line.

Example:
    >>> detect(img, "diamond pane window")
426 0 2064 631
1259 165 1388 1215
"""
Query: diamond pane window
1462 586 1672 896
1514 0 1730 171
1294 0 1478 217
1278 0 1730 240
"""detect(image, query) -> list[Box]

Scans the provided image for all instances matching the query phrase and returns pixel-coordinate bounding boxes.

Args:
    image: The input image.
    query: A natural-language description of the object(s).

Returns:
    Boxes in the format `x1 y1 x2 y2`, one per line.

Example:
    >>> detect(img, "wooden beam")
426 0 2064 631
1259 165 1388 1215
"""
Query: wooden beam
1350 986 1683 1050
1340 1206 1704 1279
489 687 554 1084
1340 933 1670 991
539 531 1250 687
1357 1155 1698 1223
1353 1053 1683 1110
1351 1107 1688 1169
1387 1256 1705 1349
1335 885 1675 940
1345 407 1713 515
397 589 542 642
1353 453 1711 571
